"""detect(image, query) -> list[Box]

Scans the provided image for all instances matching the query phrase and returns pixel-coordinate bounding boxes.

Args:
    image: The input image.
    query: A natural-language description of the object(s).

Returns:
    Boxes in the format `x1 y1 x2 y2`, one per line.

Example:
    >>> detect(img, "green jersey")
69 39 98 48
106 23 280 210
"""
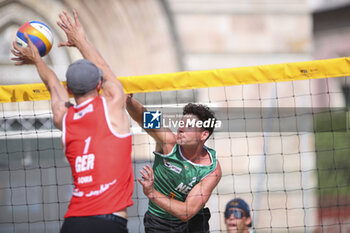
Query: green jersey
148 144 218 220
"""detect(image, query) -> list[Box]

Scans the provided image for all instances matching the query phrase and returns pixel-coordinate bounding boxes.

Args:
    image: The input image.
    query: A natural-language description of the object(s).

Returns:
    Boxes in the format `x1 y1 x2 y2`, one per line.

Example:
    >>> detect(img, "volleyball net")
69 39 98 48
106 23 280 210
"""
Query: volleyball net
1 57 350 233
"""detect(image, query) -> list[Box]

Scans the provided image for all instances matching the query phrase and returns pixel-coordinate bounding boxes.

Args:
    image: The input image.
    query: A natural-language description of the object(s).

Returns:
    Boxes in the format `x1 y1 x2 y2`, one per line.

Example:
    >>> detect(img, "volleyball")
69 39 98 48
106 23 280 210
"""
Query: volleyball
15 21 53 57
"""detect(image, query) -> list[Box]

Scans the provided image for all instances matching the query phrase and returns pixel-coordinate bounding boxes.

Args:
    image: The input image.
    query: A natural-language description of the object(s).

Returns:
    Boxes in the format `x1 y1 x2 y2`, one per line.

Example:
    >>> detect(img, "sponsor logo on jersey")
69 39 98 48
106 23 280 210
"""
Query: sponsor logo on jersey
74 104 93 120
72 179 117 198
163 159 182 174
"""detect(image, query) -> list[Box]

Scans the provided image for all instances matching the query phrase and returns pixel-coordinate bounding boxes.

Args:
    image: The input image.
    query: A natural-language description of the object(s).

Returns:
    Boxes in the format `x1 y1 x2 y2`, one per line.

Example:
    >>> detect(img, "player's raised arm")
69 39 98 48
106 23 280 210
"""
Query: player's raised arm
57 9 125 107
126 94 176 153
57 9 129 135
10 33 69 130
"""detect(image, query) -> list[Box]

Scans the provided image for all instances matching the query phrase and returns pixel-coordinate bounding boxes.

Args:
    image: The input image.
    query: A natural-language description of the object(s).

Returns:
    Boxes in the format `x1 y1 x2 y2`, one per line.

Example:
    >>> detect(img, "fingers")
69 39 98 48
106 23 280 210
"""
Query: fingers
145 164 154 177
57 41 69 48
64 10 74 27
10 58 23 65
139 165 154 181
140 169 148 179
57 9 82 48
12 41 22 51
10 49 17 57
58 9 79 29
57 21 68 32
11 41 22 55
11 34 40 65
23 33 34 48
10 56 29 65
23 32 30 41
141 166 150 178
11 41 24 65
11 41 24 59
138 165 155 197
73 9 80 25
10 56 22 61
137 177 144 185
59 11 70 29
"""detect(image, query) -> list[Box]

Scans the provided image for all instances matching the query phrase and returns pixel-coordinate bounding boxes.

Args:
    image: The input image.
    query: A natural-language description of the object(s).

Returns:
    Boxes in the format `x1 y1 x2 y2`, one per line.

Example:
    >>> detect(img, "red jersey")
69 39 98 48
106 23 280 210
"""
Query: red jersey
62 96 133 218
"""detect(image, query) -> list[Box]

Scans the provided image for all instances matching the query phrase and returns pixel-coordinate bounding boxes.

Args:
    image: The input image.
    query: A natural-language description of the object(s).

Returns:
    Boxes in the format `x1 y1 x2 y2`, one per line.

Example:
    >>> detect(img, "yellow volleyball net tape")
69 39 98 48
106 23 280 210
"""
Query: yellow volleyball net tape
1 57 350 103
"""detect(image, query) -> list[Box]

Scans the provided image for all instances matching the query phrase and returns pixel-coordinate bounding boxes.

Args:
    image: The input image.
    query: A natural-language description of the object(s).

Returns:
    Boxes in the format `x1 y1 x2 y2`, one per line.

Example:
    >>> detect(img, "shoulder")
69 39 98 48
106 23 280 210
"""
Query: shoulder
101 94 127 119
153 144 178 157
203 146 218 168
200 156 221 181
204 145 217 156
200 161 221 187
214 160 222 175
101 81 126 107
193 160 221 195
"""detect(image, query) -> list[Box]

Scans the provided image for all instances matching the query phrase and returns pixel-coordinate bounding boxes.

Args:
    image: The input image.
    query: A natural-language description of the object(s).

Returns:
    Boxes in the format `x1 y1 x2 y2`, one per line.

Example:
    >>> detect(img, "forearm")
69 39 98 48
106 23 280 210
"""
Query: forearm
34 59 69 129
11 32 68 130
126 97 146 126
148 190 201 222
127 96 176 147
35 60 68 101
34 58 57 88
75 38 114 79
148 167 222 222
75 37 125 96
75 38 100 65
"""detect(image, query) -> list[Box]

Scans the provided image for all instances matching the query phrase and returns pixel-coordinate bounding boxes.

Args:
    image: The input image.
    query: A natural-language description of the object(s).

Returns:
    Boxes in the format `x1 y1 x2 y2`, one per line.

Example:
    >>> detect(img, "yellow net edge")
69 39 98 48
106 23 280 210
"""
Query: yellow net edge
1 57 350 103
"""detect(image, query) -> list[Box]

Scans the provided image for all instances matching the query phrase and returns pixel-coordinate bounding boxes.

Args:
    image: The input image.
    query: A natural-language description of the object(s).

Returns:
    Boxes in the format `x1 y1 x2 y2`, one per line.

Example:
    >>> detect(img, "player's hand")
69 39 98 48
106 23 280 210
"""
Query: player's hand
57 9 86 48
138 164 155 198
10 32 41 65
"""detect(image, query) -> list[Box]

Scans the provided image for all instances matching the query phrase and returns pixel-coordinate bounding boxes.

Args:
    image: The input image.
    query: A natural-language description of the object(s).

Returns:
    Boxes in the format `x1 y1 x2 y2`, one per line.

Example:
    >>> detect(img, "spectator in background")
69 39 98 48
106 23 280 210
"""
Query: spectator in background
224 198 252 233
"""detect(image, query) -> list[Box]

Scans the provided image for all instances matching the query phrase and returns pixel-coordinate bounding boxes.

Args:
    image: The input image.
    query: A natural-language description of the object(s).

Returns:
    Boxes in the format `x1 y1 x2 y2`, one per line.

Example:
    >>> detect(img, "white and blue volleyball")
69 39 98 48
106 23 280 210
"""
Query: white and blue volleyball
16 21 53 57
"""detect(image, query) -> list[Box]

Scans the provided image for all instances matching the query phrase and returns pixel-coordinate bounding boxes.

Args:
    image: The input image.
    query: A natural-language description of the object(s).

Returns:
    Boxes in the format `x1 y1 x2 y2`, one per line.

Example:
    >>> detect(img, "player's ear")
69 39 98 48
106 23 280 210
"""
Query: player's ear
96 80 102 92
201 130 209 141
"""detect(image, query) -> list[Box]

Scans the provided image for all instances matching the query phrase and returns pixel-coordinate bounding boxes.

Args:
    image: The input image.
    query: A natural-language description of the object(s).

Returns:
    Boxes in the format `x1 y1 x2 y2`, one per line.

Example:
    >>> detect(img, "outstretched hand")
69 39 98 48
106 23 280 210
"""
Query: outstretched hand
138 164 155 198
57 9 86 48
10 33 41 65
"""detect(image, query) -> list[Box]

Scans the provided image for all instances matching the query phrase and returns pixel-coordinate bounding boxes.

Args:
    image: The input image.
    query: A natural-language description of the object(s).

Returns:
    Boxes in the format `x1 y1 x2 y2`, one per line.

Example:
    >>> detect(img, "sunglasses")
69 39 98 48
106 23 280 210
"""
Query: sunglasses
225 209 244 219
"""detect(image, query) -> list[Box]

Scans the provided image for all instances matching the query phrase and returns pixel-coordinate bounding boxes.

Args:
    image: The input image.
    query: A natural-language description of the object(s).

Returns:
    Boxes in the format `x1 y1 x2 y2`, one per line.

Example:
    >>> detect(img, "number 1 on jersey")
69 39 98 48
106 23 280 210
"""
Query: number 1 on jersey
84 136 91 154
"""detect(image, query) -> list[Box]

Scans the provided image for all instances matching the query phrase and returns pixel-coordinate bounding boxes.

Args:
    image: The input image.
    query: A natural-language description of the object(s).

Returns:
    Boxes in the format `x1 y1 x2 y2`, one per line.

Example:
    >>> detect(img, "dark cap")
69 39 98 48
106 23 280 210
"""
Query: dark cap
66 59 102 94
225 198 252 226
225 198 250 216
